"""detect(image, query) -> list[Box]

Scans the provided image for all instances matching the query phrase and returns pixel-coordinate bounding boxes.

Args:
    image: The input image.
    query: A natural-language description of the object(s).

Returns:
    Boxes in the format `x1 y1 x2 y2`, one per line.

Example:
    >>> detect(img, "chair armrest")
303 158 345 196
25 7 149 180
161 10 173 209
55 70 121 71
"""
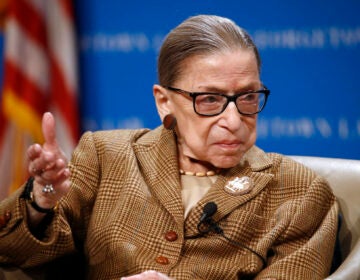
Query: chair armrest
326 238 360 280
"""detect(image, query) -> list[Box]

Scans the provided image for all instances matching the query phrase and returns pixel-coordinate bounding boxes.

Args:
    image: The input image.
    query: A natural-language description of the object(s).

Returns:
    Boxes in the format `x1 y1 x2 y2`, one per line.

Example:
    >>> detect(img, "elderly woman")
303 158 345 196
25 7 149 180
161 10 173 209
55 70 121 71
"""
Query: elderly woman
0 15 337 279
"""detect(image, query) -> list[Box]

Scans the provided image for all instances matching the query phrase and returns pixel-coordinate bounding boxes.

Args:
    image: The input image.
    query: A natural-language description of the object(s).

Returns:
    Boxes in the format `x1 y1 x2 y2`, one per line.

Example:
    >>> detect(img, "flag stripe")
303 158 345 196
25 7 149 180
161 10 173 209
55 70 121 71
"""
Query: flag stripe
48 0 77 94
50 57 79 141
59 0 75 19
9 0 47 48
5 18 49 93
28 0 47 16
3 60 48 114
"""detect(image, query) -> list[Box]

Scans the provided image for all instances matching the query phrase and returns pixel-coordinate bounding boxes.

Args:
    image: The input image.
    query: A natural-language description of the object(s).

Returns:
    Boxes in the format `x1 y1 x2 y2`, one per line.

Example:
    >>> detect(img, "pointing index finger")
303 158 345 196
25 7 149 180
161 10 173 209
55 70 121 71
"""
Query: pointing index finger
42 112 58 148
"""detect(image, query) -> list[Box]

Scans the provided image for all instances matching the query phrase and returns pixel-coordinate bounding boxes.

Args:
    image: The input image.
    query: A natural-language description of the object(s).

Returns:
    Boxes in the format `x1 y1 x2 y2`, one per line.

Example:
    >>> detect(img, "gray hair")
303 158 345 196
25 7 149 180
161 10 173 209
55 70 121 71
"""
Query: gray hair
157 15 261 86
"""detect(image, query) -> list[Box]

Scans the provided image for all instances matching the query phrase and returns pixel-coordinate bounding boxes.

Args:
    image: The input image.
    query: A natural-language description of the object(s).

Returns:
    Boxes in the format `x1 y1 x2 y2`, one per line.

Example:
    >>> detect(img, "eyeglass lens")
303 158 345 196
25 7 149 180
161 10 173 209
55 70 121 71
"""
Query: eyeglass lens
194 92 266 116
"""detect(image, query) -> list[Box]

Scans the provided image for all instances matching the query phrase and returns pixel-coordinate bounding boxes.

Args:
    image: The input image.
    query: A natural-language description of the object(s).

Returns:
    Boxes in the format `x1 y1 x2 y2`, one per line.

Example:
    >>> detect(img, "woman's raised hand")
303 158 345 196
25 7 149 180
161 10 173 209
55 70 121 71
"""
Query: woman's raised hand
26 112 71 210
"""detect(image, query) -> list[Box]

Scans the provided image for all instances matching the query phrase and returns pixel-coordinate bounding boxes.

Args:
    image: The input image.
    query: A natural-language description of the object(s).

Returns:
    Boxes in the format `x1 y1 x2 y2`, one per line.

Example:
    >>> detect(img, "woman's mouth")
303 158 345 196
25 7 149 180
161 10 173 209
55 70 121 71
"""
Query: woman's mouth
215 141 242 150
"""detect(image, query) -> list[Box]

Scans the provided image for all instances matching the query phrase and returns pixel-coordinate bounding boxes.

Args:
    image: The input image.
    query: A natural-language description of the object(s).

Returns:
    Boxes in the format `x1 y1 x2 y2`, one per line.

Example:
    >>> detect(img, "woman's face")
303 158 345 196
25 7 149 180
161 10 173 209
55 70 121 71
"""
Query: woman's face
155 49 261 169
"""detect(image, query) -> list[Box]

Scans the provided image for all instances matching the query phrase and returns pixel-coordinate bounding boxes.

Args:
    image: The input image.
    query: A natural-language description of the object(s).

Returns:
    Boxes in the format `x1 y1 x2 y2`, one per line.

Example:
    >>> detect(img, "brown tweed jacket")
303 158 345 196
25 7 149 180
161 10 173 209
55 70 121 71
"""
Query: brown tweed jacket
0 126 338 279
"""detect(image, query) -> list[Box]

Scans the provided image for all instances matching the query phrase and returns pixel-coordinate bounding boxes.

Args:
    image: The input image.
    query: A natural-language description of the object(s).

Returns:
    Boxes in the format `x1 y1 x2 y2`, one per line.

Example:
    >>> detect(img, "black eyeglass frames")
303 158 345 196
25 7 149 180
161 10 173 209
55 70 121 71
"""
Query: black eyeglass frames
164 86 270 116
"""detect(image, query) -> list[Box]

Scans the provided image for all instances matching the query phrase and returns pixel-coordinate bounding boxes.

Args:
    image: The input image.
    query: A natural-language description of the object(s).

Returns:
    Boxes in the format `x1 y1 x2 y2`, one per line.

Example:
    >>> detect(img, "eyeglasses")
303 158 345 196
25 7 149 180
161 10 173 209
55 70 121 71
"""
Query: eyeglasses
165 86 270 116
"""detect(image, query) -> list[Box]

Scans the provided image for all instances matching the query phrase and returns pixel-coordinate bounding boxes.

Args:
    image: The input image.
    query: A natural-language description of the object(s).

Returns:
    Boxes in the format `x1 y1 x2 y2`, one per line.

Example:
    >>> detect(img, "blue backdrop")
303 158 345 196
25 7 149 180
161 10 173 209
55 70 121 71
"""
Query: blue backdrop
74 0 360 159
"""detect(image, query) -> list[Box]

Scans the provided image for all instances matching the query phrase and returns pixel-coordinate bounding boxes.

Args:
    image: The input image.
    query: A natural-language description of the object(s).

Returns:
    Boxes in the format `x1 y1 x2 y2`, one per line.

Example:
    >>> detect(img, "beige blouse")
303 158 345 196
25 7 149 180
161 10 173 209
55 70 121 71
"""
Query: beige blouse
180 175 217 217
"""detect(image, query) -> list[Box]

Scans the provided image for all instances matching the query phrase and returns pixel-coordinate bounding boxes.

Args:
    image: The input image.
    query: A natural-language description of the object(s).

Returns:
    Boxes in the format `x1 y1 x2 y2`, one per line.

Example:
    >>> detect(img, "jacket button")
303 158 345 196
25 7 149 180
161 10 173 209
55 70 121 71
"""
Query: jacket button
0 210 11 229
4 210 11 222
155 255 169 265
165 230 178 241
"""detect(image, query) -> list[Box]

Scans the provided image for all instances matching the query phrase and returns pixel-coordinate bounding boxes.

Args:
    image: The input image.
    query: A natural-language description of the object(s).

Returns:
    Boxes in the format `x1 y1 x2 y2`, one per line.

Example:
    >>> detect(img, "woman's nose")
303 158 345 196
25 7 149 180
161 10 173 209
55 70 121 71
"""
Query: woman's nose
218 102 244 131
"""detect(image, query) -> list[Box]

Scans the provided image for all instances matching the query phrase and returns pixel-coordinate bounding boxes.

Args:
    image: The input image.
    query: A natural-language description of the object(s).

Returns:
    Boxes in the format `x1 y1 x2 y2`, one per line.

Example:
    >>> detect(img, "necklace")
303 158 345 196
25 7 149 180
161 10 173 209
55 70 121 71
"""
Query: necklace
179 169 218 177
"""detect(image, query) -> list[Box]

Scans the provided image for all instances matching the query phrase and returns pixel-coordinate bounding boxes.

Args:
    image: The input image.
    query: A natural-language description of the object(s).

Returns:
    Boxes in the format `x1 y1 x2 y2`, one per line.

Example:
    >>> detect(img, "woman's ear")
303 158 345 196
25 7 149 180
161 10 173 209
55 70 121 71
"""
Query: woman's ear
153 84 172 120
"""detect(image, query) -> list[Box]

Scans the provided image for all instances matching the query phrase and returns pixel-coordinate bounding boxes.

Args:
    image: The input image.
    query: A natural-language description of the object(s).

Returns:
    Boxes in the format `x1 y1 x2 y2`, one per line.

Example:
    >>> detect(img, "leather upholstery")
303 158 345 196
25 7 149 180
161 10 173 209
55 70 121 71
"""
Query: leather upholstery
290 156 360 280
1 156 360 279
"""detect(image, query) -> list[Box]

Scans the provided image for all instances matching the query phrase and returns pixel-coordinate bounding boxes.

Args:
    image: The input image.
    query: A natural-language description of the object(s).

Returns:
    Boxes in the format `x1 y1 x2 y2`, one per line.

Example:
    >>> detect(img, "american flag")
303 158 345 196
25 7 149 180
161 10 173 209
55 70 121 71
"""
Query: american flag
0 0 79 199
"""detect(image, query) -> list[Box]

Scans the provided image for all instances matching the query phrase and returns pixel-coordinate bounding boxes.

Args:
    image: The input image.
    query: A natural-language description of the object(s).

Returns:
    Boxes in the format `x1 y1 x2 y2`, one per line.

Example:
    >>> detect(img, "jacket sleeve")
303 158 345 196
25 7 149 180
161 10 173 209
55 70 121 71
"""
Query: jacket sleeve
0 131 99 268
256 173 339 280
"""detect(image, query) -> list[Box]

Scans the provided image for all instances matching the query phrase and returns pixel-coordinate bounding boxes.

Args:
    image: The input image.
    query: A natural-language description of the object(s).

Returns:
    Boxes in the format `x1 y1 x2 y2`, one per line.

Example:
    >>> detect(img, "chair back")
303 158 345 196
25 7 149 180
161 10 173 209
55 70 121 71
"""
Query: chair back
290 156 360 280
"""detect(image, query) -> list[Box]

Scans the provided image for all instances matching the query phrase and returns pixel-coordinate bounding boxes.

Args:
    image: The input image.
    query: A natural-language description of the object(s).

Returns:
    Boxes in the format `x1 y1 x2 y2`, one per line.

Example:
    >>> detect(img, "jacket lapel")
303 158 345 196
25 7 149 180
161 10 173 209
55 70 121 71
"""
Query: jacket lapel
132 127 185 227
